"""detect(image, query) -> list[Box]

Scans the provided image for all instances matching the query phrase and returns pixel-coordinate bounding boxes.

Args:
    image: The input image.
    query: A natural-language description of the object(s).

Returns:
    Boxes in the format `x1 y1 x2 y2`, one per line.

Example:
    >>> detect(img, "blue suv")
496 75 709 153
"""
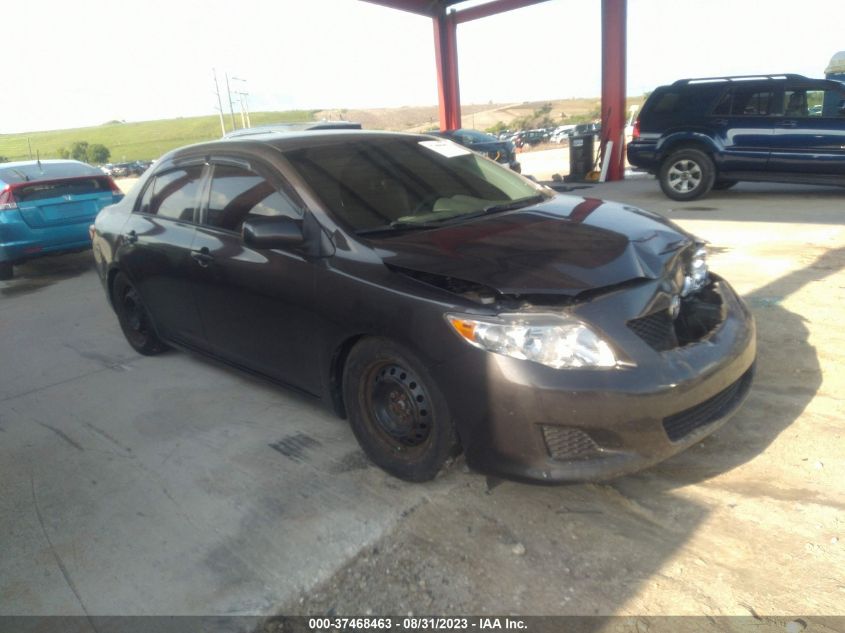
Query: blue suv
627 74 845 200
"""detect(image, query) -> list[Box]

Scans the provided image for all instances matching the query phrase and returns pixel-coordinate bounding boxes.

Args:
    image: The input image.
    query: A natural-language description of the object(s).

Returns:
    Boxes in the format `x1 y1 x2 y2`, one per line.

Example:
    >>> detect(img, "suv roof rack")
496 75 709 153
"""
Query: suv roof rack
672 74 809 86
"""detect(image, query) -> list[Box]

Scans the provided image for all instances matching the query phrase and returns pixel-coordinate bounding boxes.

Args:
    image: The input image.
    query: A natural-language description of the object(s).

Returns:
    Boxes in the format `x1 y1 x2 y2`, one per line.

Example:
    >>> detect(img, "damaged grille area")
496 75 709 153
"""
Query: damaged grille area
662 366 754 442
541 425 602 461
628 282 724 352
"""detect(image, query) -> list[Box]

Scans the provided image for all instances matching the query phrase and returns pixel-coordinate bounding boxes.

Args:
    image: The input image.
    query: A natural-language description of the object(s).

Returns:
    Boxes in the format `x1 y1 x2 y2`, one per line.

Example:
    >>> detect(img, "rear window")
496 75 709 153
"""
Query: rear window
13 177 113 203
0 161 103 184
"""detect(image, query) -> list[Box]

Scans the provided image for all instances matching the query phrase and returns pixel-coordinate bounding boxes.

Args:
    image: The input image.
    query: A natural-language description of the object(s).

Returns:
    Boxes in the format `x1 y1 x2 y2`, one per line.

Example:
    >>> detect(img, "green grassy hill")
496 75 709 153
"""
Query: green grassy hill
0 110 319 163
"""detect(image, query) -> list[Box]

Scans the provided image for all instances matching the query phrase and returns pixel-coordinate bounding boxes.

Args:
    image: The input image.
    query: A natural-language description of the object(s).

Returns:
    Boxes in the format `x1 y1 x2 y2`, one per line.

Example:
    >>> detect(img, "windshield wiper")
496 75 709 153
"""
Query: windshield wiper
482 194 546 214
356 222 439 236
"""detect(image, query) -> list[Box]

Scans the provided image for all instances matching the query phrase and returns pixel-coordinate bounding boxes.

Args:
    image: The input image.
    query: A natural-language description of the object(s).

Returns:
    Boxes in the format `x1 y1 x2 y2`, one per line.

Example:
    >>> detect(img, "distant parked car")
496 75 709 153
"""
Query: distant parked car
628 73 845 200
551 125 576 143
428 128 521 173
0 160 123 279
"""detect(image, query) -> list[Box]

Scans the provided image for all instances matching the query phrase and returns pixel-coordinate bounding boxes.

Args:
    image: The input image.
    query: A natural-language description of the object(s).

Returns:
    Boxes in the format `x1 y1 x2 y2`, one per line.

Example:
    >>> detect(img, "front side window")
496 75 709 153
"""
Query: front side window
140 165 204 221
783 88 845 117
205 164 301 233
283 137 549 234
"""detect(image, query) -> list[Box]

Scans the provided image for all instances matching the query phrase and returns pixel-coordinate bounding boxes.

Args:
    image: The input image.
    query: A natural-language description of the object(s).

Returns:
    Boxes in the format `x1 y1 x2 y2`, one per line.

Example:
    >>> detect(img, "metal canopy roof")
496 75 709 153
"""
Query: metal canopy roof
362 0 550 22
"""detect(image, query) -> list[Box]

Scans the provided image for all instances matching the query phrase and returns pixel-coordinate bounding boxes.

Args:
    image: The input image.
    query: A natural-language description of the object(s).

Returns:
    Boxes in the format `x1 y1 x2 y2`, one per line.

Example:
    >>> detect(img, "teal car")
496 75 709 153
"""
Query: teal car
0 160 123 279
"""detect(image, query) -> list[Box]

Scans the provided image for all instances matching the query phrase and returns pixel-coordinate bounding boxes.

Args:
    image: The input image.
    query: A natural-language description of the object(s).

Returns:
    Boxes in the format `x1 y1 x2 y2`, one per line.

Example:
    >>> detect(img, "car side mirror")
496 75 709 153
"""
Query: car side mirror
242 216 304 250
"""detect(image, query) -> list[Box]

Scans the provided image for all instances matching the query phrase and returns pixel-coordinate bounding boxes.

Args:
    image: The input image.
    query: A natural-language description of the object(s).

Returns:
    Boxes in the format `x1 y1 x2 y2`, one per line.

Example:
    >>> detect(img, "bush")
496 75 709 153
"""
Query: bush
88 144 111 164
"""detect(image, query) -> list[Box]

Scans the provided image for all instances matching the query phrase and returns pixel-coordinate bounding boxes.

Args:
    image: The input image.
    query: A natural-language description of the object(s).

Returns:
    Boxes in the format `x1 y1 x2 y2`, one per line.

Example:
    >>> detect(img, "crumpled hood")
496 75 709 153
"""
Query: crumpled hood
373 195 695 296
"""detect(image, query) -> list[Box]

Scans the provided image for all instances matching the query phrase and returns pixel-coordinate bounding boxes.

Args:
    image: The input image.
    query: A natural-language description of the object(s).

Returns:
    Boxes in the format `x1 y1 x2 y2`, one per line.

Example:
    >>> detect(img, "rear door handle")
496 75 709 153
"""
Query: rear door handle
711 118 729 126
191 247 213 267
125 230 138 244
776 120 798 128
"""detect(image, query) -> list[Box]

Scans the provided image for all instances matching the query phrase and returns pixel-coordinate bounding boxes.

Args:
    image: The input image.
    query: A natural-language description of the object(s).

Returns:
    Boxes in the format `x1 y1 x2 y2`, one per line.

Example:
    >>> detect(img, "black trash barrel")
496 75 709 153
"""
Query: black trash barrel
568 134 594 181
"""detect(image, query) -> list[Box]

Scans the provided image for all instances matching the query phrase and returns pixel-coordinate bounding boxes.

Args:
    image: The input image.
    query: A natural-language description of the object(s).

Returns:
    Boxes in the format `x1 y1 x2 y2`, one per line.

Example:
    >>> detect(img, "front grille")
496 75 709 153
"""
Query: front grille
662 367 754 442
541 426 602 461
628 309 677 351
628 284 725 352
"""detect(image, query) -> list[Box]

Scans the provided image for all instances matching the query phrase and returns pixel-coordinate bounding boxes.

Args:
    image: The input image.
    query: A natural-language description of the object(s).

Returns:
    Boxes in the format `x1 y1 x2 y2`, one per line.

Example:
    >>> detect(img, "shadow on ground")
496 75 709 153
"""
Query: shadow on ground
1 250 94 298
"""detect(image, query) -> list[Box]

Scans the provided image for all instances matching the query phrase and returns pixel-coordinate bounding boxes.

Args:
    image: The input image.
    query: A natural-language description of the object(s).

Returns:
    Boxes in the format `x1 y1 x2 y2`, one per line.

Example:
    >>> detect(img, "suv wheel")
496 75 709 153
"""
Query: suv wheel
659 149 715 201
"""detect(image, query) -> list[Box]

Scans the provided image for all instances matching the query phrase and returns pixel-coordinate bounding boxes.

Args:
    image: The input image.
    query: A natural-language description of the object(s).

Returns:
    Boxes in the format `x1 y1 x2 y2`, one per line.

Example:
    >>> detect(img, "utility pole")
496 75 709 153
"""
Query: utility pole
232 77 251 128
212 68 226 135
225 73 237 130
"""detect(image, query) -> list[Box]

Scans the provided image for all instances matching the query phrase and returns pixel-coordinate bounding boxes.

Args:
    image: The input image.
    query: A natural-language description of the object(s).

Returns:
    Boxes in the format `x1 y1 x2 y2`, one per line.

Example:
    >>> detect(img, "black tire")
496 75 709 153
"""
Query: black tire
713 179 738 190
0 261 12 280
111 272 168 355
342 337 459 482
659 149 716 201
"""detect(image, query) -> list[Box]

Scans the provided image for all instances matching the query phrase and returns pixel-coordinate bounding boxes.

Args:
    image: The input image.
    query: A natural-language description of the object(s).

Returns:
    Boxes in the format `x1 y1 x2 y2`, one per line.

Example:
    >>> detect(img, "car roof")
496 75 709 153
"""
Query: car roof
222 121 362 139
166 129 434 163
0 159 103 185
666 74 840 89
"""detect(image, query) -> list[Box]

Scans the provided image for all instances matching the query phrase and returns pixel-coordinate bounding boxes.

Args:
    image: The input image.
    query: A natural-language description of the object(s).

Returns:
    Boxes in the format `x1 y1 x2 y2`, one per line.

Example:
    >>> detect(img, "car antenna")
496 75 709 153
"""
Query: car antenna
37 150 43 172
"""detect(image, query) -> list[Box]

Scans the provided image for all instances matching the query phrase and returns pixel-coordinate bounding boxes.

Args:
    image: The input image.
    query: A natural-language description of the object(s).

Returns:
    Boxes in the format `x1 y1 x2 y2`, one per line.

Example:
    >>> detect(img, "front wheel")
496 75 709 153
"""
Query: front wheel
112 272 168 355
342 338 459 482
659 149 715 201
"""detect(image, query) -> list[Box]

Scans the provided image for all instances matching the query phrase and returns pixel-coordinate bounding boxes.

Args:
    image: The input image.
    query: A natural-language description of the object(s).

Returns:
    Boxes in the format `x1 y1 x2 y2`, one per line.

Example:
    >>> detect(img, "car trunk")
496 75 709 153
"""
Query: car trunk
12 177 118 229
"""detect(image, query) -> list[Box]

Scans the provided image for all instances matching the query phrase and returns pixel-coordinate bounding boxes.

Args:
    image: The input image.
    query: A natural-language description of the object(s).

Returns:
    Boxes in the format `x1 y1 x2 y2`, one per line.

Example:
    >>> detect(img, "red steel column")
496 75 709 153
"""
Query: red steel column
433 10 461 131
601 0 627 181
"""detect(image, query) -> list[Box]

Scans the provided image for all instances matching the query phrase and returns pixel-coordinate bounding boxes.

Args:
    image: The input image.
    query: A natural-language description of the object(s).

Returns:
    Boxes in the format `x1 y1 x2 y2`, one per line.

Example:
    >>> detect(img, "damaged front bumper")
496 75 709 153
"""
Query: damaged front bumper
435 274 757 483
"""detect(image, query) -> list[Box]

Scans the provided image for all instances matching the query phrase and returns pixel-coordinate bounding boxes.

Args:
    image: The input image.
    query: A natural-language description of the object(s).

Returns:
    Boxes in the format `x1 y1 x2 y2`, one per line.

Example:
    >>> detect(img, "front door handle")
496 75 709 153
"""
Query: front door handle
191 247 213 267
776 120 799 128
125 230 138 244
711 118 729 126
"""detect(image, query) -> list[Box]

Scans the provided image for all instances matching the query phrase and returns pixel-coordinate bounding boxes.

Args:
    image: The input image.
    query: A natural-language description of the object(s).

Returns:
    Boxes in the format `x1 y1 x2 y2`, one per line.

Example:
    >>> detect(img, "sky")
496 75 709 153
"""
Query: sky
3 0 844 134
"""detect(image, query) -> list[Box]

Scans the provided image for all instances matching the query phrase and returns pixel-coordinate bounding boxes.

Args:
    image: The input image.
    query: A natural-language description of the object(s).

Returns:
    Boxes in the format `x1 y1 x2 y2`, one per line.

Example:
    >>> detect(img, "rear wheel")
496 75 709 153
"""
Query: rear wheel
111 272 167 355
659 149 715 201
0 262 12 280
342 338 459 482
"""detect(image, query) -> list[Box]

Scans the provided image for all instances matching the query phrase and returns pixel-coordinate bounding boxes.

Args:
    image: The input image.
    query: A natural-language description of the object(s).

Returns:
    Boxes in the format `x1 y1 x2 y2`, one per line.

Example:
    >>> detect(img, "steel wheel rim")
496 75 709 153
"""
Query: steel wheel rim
364 362 432 450
667 159 703 193
121 287 149 338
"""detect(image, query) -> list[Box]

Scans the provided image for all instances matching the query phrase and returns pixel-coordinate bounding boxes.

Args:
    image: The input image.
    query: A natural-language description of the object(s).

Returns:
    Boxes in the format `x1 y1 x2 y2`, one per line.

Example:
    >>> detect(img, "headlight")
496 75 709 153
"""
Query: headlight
682 246 708 297
446 313 617 369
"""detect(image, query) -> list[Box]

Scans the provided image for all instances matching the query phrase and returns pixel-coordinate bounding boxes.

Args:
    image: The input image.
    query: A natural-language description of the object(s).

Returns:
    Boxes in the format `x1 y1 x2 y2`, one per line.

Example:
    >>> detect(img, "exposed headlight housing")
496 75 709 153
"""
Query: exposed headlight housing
446 313 618 369
681 246 708 297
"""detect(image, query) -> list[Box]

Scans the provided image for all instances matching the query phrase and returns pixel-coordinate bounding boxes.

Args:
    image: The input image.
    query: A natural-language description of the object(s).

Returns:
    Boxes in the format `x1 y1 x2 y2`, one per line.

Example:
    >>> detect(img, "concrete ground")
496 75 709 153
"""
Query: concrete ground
1 178 843 620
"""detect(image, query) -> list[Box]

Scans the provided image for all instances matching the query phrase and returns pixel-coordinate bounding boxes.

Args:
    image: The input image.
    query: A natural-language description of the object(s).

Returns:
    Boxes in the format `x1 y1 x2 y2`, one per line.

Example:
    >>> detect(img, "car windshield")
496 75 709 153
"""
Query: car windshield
283 136 550 234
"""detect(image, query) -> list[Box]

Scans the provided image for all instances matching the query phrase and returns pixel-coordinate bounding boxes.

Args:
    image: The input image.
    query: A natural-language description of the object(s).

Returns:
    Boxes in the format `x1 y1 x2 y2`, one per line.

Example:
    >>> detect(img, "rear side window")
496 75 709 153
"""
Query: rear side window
727 87 775 116
204 164 301 233
138 165 204 221
13 177 113 203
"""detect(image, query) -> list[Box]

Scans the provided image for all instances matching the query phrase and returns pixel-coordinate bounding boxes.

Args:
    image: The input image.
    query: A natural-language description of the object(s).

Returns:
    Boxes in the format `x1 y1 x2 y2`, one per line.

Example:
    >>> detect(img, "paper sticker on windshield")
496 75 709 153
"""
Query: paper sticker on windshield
418 140 472 158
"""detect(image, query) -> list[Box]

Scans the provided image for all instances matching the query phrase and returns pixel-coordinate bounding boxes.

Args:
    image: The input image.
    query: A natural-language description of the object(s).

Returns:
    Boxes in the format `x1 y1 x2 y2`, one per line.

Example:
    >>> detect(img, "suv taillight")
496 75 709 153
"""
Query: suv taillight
0 185 18 211
632 118 641 140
